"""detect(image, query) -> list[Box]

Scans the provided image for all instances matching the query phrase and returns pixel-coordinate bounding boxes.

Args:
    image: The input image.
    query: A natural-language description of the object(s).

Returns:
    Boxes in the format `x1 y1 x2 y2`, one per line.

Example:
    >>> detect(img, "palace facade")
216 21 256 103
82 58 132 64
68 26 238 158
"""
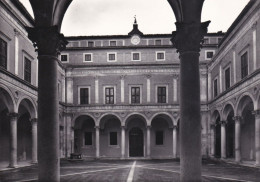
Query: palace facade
0 0 259 167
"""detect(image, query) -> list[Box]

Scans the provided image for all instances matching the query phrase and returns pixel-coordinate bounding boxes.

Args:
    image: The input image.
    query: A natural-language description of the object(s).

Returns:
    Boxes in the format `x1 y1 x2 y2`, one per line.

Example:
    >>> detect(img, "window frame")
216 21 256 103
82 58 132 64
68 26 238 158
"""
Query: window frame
109 40 117 46
109 132 118 146
224 66 231 90
213 77 218 98
88 41 94 47
156 51 165 61
83 53 93 62
23 56 32 83
0 37 8 70
205 50 215 60
155 130 164 145
104 86 116 104
78 86 91 105
84 131 93 146
155 39 162 45
130 86 141 104
60 53 69 63
107 52 117 62
241 51 249 79
156 85 168 103
131 52 141 61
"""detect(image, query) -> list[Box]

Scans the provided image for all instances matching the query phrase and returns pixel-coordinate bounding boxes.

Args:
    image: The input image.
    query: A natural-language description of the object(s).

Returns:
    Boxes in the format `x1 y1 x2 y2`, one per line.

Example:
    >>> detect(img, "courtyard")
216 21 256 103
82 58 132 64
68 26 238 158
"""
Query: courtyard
0 159 260 182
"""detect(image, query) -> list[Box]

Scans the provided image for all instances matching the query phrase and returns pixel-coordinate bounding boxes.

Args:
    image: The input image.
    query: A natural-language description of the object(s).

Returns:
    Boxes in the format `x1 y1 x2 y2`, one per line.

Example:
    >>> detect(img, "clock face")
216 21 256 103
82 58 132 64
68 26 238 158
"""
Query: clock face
131 35 140 45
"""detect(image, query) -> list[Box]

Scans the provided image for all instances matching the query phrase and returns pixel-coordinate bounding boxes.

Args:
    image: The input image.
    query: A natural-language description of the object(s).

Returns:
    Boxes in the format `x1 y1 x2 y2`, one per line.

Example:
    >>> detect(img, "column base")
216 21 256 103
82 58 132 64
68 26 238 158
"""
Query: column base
31 160 38 164
8 164 18 168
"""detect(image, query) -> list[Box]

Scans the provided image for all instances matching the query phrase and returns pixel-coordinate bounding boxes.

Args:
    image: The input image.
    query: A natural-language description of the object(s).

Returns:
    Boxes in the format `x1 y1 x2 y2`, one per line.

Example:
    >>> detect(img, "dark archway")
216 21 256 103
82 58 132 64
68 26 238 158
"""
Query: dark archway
226 112 235 158
129 127 143 157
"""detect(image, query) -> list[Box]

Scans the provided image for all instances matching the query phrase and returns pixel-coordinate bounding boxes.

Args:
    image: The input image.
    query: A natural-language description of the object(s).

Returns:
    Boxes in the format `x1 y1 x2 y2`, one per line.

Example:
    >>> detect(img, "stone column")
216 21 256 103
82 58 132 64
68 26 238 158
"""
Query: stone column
26 26 68 182
173 74 178 103
210 124 215 156
147 126 151 158
95 126 100 158
172 125 177 158
233 116 241 163
120 75 125 103
14 29 20 75
252 23 257 71
221 121 227 159
71 127 74 154
121 126 125 159
252 110 260 166
171 21 210 181
8 112 19 168
146 75 151 103
31 118 38 163
95 76 99 104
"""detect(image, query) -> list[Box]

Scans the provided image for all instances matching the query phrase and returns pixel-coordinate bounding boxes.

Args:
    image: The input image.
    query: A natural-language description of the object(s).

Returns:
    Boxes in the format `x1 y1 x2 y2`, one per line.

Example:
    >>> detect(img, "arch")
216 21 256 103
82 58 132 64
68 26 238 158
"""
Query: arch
0 85 16 113
72 114 96 127
256 91 260 109
235 93 256 116
222 102 235 121
124 113 148 128
211 110 221 124
150 112 174 128
17 97 37 118
98 113 122 128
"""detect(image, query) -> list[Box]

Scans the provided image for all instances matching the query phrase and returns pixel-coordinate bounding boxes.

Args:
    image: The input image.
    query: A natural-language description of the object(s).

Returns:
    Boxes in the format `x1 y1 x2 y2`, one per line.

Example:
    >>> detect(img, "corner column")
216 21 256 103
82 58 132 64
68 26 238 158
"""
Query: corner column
27 26 68 182
252 110 260 166
172 21 210 181
31 118 38 163
95 126 100 158
210 124 215 156
221 121 227 159
233 116 241 163
8 112 19 168
147 126 151 158
121 126 125 159
172 125 177 158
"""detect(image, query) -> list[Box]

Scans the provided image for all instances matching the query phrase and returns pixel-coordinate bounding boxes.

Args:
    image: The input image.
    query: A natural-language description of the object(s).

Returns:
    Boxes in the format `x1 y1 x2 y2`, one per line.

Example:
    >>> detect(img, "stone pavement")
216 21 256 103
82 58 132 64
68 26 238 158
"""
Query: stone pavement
0 159 260 182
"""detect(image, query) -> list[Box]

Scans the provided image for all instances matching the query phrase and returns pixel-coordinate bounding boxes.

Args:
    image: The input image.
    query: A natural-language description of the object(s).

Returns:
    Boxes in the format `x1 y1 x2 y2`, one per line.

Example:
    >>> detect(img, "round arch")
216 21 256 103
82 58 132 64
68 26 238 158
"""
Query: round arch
235 93 256 116
72 114 96 127
17 97 37 119
222 103 235 121
150 112 174 128
211 110 221 124
0 85 16 113
124 113 148 128
98 113 122 128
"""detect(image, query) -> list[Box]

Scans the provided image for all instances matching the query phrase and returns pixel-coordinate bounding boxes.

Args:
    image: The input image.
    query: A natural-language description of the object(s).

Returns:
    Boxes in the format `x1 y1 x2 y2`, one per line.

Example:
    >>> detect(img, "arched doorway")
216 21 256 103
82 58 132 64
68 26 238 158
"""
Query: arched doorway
129 127 143 157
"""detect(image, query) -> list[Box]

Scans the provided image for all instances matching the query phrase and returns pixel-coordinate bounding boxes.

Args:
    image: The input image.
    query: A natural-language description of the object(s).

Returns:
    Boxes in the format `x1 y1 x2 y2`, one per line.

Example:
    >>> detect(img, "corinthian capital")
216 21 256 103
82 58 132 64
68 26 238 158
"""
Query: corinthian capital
26 26 68 56
171 21 210 53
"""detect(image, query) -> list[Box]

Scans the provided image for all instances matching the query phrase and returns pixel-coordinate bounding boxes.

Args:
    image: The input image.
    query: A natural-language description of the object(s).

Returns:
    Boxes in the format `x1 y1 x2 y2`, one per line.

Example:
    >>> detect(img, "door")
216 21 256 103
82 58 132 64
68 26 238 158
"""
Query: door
129 127 143 157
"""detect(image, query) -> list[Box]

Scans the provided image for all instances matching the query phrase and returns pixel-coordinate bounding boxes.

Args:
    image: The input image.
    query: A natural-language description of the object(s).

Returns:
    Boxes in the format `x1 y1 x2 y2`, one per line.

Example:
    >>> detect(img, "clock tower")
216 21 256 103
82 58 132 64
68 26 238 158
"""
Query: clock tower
128 16 143 45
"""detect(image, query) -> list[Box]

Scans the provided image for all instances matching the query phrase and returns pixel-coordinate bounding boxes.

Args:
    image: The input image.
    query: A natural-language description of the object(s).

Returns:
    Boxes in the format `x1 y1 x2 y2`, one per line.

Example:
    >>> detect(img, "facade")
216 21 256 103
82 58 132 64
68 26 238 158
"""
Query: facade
0 0 259 167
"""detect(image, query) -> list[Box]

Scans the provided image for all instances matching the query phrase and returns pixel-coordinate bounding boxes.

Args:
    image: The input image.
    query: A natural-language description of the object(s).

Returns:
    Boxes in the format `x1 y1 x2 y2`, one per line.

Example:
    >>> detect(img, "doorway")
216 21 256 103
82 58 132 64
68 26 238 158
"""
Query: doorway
129 127 143 157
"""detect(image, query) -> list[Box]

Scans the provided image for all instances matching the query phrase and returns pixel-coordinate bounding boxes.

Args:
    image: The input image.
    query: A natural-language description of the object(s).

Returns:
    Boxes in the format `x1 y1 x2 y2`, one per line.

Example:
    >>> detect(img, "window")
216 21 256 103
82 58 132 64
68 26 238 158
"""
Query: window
214 79 218 98
241 52 248 79
24 57 31 83
205 50 215 60
155 40 161 45
84 132 92 145
218 38 222 43
84 53 92 62
131 87 140 104
204 38 209 44
158 87 166 103
110 41 116 46
0 38 7 69
80 88 89 105
132 52 140 61
105 87 114 104
88 41 94 47
107 53 116 62
156 52 165 61
60 54 68 62
156 131 163 145
109 132 117 145
225 67 230 90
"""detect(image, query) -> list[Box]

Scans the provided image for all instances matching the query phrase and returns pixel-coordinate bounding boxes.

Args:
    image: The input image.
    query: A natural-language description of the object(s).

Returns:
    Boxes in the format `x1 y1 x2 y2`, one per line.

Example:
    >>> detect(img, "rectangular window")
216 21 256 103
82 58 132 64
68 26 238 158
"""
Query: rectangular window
131 87 140 104
110 41 116 46
214 79 218 98
241 52 248 79
158 87 166 103
85 132 92 145
61 54 68 62
132 53 140 61
204 38 209 44
156 52 165 60
225 67 231 90
155 40 161 45
156 131 163 145
110 132 117 145
0 38 7 69
24 57 31 83
88 41 94 47
206 51 214 59
80 88 89 105
108 53 116 61
84 54 92 62
105 87 114 104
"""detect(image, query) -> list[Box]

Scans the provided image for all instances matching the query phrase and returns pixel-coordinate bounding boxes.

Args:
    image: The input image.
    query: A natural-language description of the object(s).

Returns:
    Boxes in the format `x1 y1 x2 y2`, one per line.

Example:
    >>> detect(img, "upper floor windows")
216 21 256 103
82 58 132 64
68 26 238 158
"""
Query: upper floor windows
60 54 69 62
105 87 114 104
156 51 165 61
24 57 31 83
88 41 94 47
157 86 167 103
132 52 141 61
213 78 218 98
241 51 248 79
0 38 7 69
79 87 89 105
155 40 161 45
203 38 209 44
110 41 116 46
225 67 231 90
107 53 117 62
83 53 93 62
131 87 140 104
205 50 215 60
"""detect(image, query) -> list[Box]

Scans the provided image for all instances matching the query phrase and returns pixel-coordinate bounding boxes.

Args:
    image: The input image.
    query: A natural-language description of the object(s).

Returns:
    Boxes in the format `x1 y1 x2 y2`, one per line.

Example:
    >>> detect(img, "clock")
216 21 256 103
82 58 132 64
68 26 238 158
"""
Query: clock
131 35 140 45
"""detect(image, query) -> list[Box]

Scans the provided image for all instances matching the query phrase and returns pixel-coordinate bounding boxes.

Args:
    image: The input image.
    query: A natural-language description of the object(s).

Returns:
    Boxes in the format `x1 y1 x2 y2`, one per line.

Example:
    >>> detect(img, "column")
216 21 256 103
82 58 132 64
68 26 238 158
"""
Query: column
219 66 223 93
147 126 151 158
14 29 19 75
95 126 100 158
252 23 257 71
64 113 73 158
172 125 177 158
171 21 210 181
233 116 241 163
221 121 227 159
210 124 215 156
120 75 125 103
31 118 38 163
208 72 212 101
146 75 151 103
26 26 68 182
173 74 178 102
95 76 99 104
121 126 125 159
71 127 74 154
252 110 260 166
66 77 73 104
8 112 19 168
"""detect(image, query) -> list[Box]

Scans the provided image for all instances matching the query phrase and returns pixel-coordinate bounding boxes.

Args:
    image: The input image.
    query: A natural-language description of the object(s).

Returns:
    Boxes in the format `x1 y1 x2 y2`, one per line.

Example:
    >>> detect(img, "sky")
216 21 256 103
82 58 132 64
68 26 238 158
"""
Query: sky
20 0 250 36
